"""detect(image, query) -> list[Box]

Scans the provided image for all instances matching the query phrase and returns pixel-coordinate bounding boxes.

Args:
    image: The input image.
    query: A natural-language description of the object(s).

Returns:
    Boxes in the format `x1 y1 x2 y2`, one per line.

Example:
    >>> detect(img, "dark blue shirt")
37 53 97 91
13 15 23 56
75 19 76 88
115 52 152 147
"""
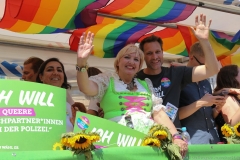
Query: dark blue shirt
179 80 219 144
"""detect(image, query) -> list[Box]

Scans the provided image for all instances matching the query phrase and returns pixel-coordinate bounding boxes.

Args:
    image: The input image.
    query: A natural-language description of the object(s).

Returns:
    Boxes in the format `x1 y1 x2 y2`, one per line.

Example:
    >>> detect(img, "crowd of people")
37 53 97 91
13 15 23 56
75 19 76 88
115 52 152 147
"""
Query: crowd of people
19 14 240 157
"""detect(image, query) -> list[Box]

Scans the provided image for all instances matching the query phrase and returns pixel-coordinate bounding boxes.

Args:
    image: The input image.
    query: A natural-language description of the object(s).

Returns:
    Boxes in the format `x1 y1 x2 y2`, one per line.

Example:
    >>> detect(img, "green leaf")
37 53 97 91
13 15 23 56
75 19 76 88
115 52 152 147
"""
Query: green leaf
166 144 182 160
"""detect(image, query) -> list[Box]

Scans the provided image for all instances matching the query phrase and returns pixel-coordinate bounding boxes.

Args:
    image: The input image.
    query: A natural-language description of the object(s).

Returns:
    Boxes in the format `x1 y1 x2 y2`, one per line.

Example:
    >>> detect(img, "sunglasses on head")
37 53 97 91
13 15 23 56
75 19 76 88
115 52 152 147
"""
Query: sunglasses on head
193 56 204 65
125 115 134 129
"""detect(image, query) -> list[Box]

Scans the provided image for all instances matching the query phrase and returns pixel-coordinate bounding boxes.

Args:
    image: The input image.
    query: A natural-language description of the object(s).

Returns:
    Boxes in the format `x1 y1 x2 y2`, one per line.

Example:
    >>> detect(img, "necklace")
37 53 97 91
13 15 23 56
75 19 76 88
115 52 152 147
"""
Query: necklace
120 78 136 90
126 81 135 90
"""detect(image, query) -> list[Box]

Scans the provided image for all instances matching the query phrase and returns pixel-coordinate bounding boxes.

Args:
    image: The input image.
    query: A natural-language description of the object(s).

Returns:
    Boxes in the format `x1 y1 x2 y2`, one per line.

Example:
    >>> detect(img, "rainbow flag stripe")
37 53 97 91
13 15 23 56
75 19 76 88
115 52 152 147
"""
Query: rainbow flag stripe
0 0 239 66
98 0 196 23
70 17 156 58
70 24 240 66
0 0 101 33
220 53 240 67
69 0 196 57
210 30 240 59
138 27 191 57
0 0 195 34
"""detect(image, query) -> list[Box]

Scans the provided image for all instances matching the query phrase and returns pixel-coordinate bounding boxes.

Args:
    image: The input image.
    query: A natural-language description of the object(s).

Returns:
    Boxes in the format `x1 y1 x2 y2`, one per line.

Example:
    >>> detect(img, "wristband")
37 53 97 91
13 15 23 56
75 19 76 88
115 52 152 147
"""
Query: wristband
172 133 183 140
76 63 88 72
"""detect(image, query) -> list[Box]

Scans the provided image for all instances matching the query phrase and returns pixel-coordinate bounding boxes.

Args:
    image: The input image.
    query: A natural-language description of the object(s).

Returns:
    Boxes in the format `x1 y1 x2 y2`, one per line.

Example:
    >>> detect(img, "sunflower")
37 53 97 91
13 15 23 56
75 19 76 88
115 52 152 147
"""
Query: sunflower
70 134 92 149
61 132 75 147
234 123 240 137
153 130 168 140
89 132 101 143
221 124 233 137
142 137 161 147
53 142 63 150
148 125 159 134
61 137 71 147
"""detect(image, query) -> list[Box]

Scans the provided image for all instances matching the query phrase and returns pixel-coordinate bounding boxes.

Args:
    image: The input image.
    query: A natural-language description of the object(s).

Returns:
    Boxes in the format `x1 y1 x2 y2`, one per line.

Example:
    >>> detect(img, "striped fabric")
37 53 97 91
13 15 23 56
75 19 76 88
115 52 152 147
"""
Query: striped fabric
0 61 22 77
0 0 239 66
70 23 240 67
0 0 100 33
69 0 196 57
98 0 196 23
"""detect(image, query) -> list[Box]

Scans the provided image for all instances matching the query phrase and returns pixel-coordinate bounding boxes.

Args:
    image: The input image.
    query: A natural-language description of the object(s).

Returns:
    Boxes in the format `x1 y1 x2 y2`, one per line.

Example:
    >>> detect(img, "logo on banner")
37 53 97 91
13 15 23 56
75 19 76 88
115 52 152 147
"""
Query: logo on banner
77 116 90 130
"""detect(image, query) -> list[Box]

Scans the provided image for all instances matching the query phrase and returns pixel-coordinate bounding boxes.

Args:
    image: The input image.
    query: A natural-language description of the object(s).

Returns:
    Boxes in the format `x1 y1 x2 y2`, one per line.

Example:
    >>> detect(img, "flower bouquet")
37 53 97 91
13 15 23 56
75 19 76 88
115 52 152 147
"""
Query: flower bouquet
53 130 100 160
142 124 182 160
221 122 240 144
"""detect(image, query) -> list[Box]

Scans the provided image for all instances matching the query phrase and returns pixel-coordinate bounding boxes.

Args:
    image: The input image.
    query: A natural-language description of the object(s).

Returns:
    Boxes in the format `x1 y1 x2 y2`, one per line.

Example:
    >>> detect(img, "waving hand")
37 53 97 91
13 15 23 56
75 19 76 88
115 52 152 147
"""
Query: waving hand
77 32 94 64
191 14 212 41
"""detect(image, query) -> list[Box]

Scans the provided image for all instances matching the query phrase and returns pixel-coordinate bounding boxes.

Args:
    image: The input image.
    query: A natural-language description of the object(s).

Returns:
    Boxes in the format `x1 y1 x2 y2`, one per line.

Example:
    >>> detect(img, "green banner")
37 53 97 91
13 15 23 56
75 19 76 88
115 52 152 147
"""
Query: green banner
73 112 146 148
0 80 66 151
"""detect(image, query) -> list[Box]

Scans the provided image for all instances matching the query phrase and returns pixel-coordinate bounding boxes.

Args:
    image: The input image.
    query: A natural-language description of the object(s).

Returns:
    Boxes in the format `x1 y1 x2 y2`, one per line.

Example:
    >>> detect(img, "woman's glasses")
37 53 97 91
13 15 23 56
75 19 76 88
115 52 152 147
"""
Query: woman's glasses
125 115 134 129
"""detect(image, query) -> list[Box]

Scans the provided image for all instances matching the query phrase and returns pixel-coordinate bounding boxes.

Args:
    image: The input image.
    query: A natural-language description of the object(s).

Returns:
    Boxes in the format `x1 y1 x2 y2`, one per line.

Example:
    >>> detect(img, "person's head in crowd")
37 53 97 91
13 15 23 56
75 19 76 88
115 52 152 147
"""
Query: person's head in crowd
139 35 163 74
22 57 44 82
36 58 71 89
114 44 144 74
87 67 102 77
188 42 205 67
214 65 240 92
170 42 205 67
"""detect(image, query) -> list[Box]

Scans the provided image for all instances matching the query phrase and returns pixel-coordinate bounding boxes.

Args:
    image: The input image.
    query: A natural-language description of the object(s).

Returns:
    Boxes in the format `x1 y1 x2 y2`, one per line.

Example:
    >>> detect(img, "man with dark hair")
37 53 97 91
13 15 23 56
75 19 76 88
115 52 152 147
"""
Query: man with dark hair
178 42 224 144
139 35 163 53
22 57 44 82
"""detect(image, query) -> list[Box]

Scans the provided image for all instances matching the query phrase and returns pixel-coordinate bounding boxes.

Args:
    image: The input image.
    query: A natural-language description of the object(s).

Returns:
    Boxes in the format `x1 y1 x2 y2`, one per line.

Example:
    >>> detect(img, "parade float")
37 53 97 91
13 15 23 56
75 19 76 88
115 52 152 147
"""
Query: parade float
0 80 240 160
0 0 240 159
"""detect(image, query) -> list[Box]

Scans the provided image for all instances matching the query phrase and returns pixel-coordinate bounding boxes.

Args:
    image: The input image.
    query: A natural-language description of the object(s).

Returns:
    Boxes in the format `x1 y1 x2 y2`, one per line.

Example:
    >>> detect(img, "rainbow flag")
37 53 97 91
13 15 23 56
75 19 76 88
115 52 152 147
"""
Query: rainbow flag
139 25 240 59
69 0 196 57
220 53 240 67
98 0 196 23
0 0 195 34
70 23 240 67
70 17 156 58
1 0 239 66
0 0 105 33
177 26 240 61
138 26 197 57
210 30 240 59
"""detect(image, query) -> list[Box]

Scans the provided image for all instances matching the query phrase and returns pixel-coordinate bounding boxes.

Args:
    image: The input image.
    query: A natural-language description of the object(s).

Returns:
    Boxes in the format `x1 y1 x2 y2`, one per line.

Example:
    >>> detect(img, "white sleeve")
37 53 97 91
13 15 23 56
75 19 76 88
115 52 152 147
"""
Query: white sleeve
88 99 99 112
87 72 111 101
145 78 166 112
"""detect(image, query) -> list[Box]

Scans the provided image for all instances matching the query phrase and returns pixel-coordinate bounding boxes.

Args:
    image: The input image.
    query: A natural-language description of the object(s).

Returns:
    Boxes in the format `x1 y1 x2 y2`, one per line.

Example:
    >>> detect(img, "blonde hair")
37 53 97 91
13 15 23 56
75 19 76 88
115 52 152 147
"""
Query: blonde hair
114 44 144 73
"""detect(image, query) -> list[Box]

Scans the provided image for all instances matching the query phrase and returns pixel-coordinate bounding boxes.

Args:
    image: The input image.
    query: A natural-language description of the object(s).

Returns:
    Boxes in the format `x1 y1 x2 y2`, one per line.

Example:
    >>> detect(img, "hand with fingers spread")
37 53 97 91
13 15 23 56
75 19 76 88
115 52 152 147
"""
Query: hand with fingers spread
77 32 94 65
199 94 226 107
191 14 212 41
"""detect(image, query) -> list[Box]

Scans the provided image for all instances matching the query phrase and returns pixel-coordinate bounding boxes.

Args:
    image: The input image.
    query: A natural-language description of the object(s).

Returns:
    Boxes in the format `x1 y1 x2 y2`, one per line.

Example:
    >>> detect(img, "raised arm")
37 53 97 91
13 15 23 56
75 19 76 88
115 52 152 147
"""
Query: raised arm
77 32 99 96
191 14 219 82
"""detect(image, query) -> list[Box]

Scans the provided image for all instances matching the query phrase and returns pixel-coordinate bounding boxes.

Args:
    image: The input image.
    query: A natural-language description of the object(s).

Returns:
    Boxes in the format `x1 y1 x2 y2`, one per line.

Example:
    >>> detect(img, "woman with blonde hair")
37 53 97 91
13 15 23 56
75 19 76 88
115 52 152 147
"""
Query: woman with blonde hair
75 32 187 157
